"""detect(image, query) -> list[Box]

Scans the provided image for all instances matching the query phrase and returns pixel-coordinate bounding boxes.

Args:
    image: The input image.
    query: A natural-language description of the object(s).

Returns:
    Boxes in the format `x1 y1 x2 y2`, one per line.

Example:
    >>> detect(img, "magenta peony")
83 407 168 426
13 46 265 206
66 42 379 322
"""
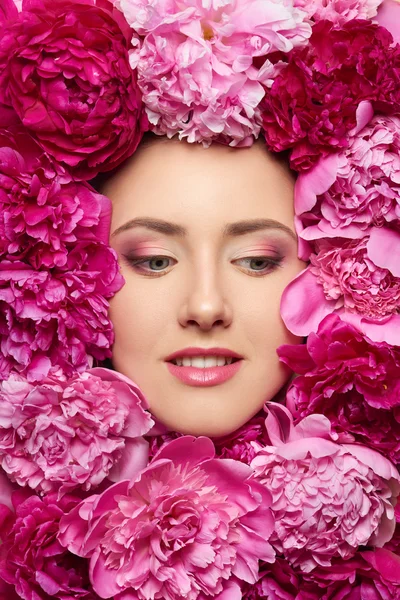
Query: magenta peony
0 491 99 600
279 314 400 465
59 436 275 600
295 115 400 242
294 0 383 24
0 126 114 269
0 0 147 179
251 403 400 573
261 19 400 171
0 368 153 494
117 0 311 146
0 0 17 25
214 414 269 464
0 243 124 380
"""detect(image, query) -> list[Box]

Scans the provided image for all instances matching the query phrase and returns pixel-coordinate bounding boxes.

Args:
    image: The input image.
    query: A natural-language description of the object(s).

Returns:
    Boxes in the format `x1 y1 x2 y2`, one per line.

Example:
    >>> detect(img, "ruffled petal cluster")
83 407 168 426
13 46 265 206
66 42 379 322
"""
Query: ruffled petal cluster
0 491 99 600
251 404 400 573
279 314 400 465
0 126 112 269
0 243 123 379
0 0 147 179
116 0 311 146
0 368 153 493
261 19 400 171
280 230 400 345
295 114 400 241
59 436 275 600
294 0 383 24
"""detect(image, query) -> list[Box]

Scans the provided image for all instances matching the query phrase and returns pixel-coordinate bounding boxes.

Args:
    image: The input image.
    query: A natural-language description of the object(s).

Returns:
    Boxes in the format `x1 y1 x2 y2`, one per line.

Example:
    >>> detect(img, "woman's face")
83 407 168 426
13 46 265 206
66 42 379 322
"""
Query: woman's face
105 138 306 437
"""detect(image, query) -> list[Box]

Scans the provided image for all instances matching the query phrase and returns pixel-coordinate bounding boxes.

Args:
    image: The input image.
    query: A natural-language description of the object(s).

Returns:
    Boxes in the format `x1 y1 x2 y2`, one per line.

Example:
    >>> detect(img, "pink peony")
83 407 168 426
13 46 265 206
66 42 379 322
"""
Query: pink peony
294 0 383 24
280 233 400 345
117 0 311 146
261 19 400 171
295 115 400 243
0 368 153 494
0 243 123 380
0 126 114 269
0 491 99 600
0 0 147 179
214 414 269 464
279 314 400 465
59 436 275 600
251 403 400 573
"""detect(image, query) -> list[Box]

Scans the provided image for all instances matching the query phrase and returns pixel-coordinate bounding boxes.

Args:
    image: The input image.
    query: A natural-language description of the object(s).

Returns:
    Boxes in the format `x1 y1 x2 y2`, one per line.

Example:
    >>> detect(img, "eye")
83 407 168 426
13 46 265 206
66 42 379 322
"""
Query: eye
123 255 176 276
233 256 283 275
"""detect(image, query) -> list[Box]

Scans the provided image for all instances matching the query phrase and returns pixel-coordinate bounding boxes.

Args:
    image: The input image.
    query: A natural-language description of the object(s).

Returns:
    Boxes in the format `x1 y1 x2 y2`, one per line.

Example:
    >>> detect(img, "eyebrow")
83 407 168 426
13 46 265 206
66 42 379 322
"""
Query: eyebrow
111 217 297 241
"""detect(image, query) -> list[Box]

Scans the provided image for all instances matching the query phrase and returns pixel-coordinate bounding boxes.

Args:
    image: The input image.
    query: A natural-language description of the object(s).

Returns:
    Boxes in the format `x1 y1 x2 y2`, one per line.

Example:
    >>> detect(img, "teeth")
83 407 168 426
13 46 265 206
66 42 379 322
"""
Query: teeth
172 356 236 368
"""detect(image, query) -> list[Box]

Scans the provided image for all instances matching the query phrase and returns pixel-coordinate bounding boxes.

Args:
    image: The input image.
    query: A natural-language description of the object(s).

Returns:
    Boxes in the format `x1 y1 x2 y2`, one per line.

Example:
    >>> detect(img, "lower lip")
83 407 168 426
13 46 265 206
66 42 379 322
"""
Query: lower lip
166 360 243 387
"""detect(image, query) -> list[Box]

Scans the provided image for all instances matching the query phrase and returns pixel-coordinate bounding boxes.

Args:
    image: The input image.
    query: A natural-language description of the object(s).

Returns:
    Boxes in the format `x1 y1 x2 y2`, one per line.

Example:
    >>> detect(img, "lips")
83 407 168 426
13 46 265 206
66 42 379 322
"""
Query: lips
164 347 244 387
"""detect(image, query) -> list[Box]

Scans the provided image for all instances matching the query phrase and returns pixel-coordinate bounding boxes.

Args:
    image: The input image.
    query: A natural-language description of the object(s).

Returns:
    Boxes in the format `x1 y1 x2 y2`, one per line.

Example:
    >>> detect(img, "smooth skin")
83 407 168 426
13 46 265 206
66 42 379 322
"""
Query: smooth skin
104 136 306 437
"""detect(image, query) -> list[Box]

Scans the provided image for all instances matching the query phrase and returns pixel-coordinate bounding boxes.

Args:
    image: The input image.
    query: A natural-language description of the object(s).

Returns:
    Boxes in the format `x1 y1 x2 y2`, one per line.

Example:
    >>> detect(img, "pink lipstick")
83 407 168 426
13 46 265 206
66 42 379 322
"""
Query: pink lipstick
164 347 243 387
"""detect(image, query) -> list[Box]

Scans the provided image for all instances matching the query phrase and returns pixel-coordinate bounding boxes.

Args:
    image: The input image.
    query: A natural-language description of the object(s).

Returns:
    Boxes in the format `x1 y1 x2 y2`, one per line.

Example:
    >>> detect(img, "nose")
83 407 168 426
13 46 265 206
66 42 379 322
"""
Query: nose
178 261 233 331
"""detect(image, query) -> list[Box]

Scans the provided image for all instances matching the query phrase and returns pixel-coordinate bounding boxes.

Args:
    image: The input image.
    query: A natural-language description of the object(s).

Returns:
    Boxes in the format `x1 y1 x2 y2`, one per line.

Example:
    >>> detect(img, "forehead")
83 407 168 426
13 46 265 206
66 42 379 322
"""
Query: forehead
104 138 296 231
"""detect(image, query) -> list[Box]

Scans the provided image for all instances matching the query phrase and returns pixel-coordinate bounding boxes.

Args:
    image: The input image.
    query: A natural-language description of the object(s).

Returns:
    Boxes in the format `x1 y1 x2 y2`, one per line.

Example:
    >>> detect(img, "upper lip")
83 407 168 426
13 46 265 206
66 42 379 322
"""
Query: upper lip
165 347 243 362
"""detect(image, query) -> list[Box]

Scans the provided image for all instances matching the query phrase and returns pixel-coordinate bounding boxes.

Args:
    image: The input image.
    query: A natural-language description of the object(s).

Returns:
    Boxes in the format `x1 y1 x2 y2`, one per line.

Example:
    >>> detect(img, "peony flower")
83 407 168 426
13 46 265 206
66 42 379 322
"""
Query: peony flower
0 243 124 380
251 403 400 573
0 0 147 179
280 233 400 345
294 115 400 243
59 436 275 600
293 0 383 24
117 0 311 146
261 19 400 171
0 126 114 269
214 414 269 464
0 368 153 494
0 491 99 600
279 314 400 465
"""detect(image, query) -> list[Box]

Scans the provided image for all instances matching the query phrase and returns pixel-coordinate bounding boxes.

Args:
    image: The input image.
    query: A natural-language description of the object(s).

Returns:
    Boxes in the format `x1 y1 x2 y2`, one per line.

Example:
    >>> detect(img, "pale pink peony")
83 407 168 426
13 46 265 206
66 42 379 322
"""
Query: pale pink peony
293 0 382 23
281 233 400 345
0 243 123 380
117 0 311 146
0 0 147 179
295 115 400 244
0 368 153 494
59 436 275 600
251 403 400 573
376 0 400 43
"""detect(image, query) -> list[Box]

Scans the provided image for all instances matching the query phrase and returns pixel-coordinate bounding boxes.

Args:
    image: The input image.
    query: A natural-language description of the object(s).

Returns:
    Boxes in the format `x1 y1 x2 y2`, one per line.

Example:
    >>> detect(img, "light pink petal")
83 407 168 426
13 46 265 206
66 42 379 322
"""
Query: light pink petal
366 226 400 276
280 268 335 336
295 154 340 214
276 437 341 461
376 0 400 43
350 100 374 135
301 221 365 240
341 311 400 345
343 444 400 482
108 438 150 483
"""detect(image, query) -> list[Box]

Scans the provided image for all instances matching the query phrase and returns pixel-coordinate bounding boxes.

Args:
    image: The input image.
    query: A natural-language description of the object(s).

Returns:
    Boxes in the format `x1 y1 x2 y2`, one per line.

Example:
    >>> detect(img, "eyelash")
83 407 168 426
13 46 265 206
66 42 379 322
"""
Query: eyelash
123 255 284 277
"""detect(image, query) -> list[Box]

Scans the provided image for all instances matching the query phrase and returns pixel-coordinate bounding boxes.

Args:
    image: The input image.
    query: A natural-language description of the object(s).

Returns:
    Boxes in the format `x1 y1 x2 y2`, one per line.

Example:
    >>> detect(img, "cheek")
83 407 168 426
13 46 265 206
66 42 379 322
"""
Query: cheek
109 277 171 355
